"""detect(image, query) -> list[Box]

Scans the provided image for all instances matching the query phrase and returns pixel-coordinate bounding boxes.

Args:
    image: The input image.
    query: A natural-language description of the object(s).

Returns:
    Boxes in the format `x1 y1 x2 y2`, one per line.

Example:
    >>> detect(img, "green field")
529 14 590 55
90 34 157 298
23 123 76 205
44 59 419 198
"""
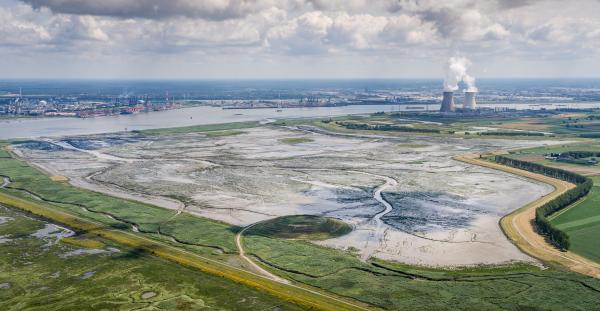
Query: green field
0 206 300 310
246 215 352 240
0 153 239 256
139 121 261 135
279 137 315 144
243 234 600 310
550 175 600 263
204 130 246 137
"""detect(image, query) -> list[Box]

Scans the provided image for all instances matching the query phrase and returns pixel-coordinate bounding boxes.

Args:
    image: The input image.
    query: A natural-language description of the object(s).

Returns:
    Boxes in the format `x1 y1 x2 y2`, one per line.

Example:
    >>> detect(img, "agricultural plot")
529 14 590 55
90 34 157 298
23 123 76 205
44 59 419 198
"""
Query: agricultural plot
550 175 600 263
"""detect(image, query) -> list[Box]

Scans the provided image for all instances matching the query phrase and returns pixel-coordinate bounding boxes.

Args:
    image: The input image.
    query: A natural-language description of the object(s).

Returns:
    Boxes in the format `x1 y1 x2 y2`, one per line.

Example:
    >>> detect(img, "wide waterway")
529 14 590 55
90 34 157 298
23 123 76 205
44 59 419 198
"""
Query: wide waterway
2 102 600 139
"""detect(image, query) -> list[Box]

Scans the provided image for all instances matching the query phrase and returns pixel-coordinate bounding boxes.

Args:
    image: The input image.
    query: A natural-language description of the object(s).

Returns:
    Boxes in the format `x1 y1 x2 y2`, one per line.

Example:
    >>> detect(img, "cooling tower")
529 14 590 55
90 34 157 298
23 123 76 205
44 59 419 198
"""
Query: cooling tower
464 92 476 110
440 91 455 112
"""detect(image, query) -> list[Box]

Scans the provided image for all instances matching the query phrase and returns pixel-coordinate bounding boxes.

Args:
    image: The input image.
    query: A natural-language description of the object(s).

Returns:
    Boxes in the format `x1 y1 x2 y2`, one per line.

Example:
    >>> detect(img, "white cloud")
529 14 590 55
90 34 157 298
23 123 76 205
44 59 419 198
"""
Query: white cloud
1 0 600 77
20 0 275 20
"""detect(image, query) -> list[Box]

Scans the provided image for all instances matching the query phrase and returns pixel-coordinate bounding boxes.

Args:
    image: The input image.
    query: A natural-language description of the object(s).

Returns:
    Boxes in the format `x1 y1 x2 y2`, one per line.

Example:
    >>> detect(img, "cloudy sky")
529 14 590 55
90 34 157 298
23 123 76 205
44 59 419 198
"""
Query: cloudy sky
1 0 600 79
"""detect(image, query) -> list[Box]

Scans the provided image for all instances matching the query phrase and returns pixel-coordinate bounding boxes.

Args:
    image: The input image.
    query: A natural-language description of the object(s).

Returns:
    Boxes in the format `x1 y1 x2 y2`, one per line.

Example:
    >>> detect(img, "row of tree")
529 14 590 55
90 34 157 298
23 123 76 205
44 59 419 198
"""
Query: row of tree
558 151 600 158
579 133 600 138
335 122 441 133
479 131 545 137
495 155 593 250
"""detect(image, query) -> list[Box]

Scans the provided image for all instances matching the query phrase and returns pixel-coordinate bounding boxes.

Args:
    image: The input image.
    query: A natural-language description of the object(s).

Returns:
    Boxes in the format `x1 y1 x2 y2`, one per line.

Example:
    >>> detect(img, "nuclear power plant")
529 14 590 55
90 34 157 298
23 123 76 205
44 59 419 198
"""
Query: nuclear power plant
441 56 478 113
464 91 477 110
440 91 455 112
439 91 477 112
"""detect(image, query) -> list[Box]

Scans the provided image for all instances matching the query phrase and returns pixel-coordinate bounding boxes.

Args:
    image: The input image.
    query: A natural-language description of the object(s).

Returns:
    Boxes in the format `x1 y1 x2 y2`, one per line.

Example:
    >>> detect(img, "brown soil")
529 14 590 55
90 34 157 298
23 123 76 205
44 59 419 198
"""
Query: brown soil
496 120 551 131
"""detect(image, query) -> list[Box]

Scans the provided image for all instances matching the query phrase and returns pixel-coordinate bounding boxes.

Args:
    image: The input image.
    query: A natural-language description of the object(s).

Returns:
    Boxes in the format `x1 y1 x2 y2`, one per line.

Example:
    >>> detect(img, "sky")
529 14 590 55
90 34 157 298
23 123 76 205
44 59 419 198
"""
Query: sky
1 0 600 79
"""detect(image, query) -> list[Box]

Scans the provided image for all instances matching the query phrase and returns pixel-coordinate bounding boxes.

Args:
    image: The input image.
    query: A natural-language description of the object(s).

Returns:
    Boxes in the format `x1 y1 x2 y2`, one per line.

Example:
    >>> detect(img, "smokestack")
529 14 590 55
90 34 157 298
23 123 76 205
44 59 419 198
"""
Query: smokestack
464 91 476 110
440 91 455 112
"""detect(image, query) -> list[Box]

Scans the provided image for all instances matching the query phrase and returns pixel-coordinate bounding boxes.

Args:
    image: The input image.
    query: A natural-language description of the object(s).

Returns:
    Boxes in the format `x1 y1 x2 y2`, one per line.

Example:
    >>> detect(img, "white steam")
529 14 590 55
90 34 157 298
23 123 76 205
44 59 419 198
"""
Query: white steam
443 56 477 92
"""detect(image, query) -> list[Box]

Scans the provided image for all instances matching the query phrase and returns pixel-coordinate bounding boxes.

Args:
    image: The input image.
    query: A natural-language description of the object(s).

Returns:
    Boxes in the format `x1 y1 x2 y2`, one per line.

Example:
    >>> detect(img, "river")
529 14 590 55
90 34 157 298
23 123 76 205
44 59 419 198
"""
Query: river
2 102 600 140
0 105 407 139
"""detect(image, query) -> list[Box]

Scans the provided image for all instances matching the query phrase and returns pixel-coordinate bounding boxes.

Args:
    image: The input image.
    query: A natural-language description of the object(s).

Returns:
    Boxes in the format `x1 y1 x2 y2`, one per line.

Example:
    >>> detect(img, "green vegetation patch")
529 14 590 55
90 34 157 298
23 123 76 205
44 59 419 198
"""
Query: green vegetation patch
0 207 301 310
279 137 314 145
551 175 600 263
397 143 430 148
139 121 260 135
243 233 600 310
61 236 105 249
246 215 351 240
204 130 245 138
0 148 238 253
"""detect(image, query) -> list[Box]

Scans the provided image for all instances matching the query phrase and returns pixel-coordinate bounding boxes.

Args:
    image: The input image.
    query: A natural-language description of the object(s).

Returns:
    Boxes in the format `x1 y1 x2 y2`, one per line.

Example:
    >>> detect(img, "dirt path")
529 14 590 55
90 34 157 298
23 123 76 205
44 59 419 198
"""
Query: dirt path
235 222 291 284
455 153 600 279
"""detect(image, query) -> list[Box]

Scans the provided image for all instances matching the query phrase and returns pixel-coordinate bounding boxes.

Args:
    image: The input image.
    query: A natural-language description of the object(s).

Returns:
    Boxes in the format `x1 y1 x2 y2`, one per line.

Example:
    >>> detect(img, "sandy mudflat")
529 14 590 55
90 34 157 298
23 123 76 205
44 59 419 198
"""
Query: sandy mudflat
14 126 562 266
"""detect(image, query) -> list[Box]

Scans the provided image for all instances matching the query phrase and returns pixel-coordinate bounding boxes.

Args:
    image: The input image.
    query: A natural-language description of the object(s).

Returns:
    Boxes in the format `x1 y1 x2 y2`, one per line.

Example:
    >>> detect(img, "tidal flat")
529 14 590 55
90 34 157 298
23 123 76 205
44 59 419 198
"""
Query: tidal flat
12 123 561 266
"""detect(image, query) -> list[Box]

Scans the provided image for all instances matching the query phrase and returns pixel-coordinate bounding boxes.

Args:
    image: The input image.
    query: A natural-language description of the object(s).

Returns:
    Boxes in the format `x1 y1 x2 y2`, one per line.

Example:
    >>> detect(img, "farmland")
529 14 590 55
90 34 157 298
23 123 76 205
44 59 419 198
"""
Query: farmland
551 175 600 263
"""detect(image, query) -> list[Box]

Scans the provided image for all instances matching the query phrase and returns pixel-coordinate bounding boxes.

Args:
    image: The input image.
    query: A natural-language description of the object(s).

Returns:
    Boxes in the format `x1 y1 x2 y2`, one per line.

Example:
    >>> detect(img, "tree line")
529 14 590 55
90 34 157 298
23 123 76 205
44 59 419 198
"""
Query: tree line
495 155 593 250
579 133 600 138
336 122 441 133
558 151 600 159
479 131 545 137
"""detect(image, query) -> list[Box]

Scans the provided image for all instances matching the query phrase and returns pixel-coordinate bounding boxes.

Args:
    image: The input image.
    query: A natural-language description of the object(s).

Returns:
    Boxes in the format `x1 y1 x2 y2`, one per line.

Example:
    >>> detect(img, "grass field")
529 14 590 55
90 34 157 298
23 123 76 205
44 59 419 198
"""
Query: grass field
0 206 301 310
204 130 246 137
551 175 600 263
279 137 315 144
243 233 600 310
246 215 352 240
139 121 261 135
0 153 239 255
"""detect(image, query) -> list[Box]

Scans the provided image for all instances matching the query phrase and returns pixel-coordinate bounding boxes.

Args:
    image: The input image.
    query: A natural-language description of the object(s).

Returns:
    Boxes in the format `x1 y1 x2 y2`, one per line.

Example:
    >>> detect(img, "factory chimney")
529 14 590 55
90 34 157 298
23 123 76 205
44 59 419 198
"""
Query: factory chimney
440 91 455 112
463 91 476 110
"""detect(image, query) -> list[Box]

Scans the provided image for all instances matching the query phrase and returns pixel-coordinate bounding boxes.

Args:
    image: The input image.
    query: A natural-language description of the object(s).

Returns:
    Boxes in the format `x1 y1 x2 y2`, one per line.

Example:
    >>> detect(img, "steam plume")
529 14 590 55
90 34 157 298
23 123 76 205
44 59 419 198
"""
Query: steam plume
443 56 477 92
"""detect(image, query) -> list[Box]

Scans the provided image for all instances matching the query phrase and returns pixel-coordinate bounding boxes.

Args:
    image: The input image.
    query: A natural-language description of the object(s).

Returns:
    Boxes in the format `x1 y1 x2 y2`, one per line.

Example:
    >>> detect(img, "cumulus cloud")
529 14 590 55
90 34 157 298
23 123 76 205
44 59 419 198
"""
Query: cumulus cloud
266 11 438 54
2 0 600 77
20 0 273 20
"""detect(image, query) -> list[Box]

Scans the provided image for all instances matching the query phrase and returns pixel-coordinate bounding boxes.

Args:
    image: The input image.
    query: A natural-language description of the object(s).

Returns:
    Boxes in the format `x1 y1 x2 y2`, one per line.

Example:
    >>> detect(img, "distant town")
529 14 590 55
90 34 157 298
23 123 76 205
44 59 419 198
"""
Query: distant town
0 90 182 118
2 79 600 118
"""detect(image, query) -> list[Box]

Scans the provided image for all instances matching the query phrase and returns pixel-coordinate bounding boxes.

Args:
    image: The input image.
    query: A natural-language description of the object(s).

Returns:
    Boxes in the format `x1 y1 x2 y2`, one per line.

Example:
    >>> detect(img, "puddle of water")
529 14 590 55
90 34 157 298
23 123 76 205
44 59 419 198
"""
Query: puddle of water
0 235 13 244
141 291 157 299
30 224 75 247
60 247 120 258
0 216 14 224
81 271 95 279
